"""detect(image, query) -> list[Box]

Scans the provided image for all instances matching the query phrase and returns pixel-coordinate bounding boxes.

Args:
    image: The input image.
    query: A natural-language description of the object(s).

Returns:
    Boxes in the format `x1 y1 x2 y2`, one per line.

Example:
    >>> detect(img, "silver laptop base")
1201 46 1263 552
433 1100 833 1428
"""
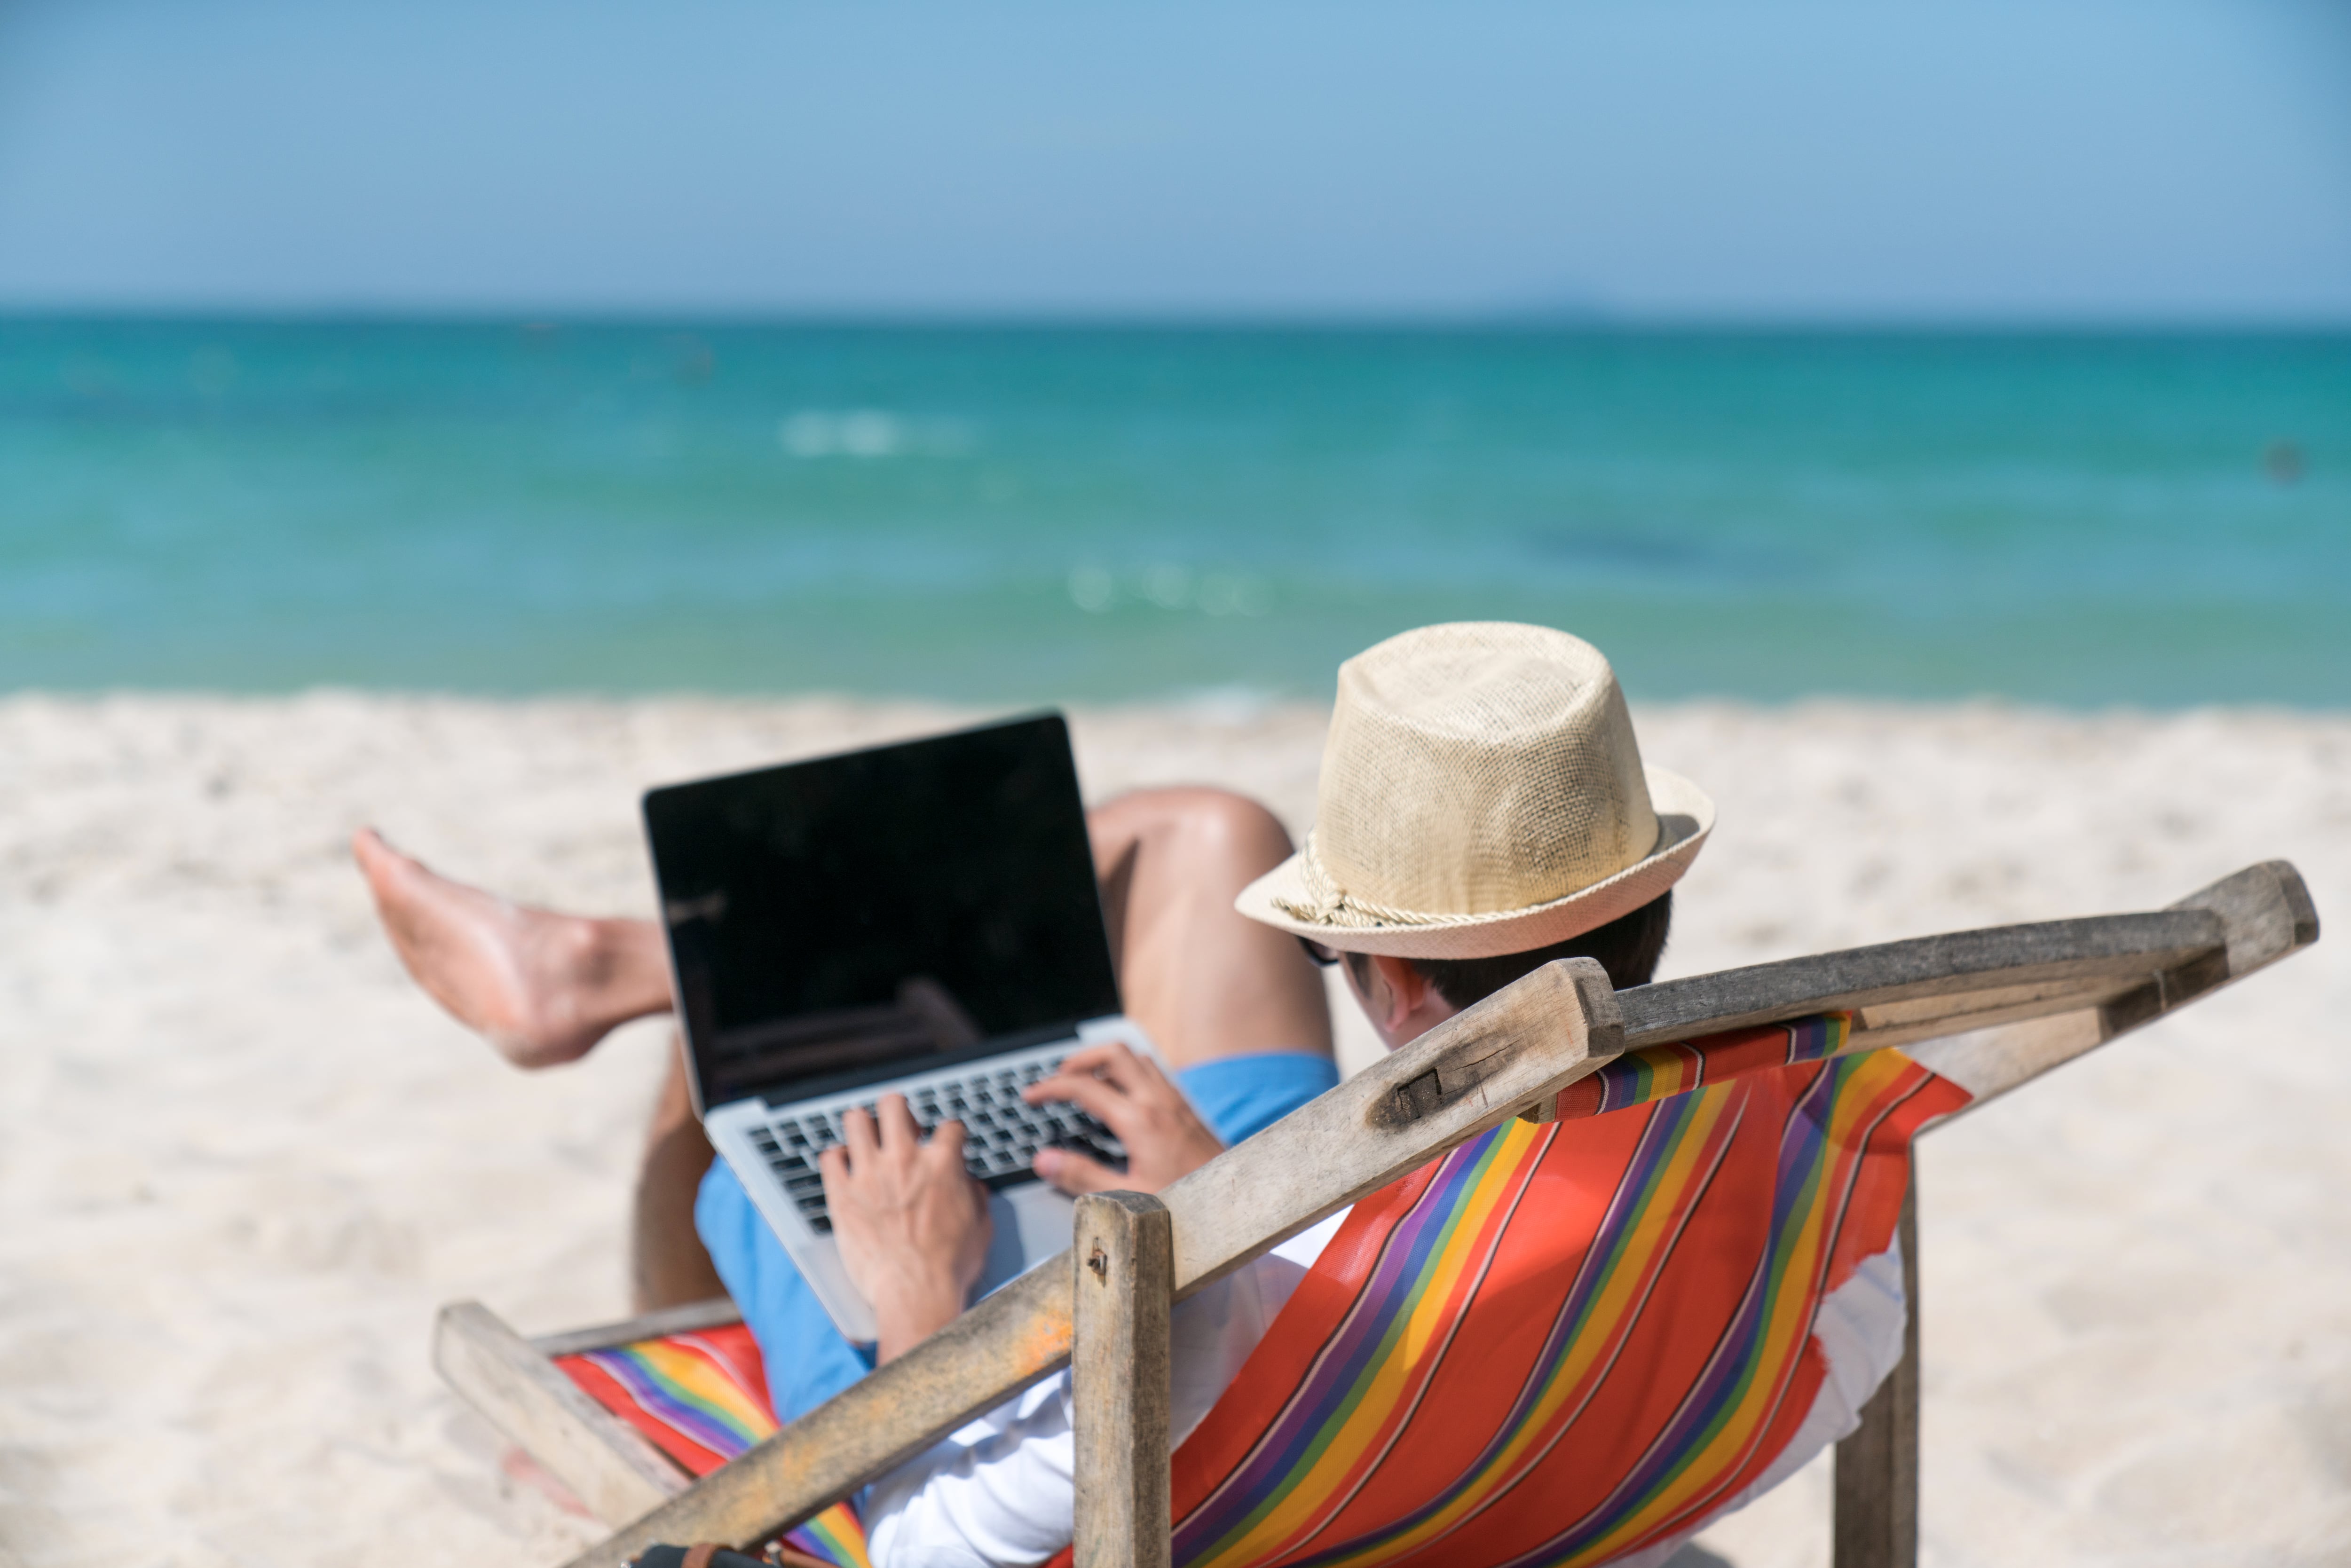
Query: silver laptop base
705 1019 1159 1342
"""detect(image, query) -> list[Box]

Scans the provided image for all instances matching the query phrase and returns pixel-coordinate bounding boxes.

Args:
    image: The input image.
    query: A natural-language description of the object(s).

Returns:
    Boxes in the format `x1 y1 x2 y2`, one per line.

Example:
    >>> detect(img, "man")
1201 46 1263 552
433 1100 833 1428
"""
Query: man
361 623 1895 1568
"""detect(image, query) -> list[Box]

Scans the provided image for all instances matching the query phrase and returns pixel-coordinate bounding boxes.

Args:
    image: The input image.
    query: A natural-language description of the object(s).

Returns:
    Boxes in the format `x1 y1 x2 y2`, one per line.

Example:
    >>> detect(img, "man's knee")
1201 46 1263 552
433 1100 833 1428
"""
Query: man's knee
1094 786 1295 876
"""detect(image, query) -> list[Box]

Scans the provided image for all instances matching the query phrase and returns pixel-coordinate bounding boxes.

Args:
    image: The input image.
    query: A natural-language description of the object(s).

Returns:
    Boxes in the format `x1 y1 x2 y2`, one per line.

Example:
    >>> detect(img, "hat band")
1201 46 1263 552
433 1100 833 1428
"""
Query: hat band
1271 832 1528 932
1272 821 1672 933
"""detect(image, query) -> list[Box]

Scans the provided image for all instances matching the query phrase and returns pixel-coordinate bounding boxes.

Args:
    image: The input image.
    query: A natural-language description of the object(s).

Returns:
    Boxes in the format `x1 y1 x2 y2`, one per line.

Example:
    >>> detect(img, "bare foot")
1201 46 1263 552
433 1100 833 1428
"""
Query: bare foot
351 827 671 1068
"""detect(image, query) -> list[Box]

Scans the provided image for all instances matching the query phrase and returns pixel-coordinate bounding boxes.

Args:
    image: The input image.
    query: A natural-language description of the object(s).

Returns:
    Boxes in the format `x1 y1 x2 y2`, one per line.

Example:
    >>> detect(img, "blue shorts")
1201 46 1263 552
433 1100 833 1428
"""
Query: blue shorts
694 1049 1341 1422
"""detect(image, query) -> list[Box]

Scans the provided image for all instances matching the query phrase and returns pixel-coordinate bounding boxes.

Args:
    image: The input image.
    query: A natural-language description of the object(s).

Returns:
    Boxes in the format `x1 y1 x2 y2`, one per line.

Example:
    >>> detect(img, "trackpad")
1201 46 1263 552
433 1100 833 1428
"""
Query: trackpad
976 1181 1078 1296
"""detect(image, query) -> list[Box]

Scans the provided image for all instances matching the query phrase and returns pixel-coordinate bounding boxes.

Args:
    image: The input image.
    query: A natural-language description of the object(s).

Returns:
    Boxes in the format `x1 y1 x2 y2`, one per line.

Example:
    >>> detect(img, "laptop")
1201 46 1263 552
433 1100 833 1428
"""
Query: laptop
642 712 1154 1343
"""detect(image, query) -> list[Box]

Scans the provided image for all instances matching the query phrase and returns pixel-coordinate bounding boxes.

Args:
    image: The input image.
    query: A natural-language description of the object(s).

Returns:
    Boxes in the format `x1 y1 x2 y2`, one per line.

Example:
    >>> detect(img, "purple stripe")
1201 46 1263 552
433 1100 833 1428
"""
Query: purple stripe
1496 1054 1925 1568
1280 1090 1740 1568
1512 1069 1837 1562
582 1347 761 1458
1277 1127 1557 1565
1173 1132 1508 1560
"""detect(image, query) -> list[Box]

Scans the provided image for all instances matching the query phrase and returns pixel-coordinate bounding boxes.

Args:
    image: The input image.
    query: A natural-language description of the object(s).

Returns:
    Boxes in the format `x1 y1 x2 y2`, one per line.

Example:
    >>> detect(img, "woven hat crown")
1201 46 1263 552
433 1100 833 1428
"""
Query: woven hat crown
1304 623 1659 922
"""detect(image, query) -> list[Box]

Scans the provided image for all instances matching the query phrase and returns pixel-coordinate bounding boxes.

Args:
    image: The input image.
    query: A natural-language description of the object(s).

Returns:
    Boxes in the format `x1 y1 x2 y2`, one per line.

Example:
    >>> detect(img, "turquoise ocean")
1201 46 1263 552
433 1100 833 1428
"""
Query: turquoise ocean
4 319 2344 708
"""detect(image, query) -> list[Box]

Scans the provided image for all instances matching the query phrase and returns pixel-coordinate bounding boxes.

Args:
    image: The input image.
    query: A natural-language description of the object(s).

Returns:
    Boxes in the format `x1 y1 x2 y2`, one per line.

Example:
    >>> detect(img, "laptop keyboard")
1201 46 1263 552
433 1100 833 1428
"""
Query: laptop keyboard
742 1057 1126 1234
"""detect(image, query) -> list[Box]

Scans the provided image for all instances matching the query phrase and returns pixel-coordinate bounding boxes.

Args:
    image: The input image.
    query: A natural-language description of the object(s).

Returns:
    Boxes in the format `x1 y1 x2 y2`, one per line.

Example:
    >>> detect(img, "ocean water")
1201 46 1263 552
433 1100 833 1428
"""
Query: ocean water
3 319 2344 708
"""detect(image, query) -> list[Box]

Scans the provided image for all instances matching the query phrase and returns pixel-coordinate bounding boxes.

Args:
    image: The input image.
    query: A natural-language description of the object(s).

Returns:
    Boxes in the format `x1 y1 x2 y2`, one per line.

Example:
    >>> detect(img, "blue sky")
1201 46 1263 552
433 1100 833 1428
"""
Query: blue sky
0 0 2345 320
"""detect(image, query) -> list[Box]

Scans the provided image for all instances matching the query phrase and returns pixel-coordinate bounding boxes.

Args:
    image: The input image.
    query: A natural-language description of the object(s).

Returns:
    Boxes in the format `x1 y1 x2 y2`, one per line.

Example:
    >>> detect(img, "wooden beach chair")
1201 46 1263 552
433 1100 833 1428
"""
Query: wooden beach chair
437 860 2317 1568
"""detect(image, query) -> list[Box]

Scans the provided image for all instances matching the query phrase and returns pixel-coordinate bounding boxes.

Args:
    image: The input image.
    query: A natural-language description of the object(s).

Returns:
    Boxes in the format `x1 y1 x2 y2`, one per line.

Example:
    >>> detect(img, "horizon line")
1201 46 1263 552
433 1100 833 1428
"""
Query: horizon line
4 681 2345 718
6 305 2351 337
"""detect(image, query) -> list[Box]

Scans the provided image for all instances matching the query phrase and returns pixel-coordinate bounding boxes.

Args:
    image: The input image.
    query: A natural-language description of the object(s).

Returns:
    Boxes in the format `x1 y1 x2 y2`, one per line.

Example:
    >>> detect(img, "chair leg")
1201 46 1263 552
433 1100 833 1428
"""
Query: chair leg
1833 1161 1920 1568
1073 1191 1175 1568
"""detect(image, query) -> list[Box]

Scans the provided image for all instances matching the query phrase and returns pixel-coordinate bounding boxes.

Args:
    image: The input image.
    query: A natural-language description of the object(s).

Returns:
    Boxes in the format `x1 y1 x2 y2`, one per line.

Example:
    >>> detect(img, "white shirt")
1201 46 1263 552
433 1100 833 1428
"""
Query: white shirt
865 1218 1908 1568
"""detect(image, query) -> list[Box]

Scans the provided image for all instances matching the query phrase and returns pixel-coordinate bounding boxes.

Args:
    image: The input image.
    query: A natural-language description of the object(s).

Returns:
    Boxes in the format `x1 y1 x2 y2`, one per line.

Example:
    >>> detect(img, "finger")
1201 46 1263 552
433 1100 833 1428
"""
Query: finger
1022 1044 1150 1107
840 1104 878 1163
1082 1042 1146 1090
1052 1042 1121 1075
928 1117 968 1164
816 1143 850 1197
1031 1145 1126 1196
1121 1049 1176 1094
1022 1065 1121 1108
1023 1071 1132 1131
877 1092 923 1148
1055 1043 1143 1093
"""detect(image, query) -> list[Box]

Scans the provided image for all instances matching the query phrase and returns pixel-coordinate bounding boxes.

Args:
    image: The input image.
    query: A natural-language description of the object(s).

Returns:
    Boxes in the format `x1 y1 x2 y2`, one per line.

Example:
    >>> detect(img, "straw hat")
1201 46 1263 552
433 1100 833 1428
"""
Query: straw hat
1236 622 1713 960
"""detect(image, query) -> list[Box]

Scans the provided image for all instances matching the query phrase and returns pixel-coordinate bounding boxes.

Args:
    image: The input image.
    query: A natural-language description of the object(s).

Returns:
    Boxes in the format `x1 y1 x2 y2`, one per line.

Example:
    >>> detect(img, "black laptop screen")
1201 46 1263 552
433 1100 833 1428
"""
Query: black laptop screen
644 714 1122 1107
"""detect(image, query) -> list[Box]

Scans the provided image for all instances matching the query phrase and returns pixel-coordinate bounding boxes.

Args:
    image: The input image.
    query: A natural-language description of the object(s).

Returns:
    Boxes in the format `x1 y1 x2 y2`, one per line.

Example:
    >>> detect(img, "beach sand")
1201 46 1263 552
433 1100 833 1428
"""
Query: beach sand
1 693 2345 1567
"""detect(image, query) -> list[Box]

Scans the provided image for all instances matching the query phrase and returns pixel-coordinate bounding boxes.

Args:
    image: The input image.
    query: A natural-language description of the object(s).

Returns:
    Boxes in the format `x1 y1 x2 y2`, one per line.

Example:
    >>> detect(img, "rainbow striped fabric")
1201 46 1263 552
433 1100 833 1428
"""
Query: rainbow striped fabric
1148 1016 1967 1568
1548 1012 1852 1124
556 1324 871 1568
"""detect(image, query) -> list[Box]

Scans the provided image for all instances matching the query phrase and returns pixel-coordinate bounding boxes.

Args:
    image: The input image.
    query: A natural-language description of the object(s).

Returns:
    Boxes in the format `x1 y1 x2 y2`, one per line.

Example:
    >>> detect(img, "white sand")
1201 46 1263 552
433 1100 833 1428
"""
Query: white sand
1 693 2345 1568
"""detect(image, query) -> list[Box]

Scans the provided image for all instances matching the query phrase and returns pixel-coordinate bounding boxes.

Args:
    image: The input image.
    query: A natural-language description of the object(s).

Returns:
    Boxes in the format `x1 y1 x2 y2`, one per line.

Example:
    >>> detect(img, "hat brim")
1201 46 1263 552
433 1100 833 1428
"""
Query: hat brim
1235 766 1714 961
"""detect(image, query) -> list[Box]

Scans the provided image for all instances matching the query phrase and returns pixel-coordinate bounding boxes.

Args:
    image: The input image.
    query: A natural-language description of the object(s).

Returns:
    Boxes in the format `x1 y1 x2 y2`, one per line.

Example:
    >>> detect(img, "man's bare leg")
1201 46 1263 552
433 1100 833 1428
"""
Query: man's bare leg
636 1047 730 1309
1086 788 1333 1071
356 791 1326 1075
352 827 673 1069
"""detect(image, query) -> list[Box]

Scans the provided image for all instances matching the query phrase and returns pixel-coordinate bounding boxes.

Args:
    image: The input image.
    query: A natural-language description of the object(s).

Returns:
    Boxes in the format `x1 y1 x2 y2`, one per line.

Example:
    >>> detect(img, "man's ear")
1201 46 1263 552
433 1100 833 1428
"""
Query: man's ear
1368 954 1431 1034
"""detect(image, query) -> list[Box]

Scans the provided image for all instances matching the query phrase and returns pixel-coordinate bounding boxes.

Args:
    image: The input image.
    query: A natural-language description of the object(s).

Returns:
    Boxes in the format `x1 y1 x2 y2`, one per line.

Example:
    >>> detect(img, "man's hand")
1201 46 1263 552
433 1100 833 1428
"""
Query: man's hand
819 1094 992 1363
1022 1043 1224 1196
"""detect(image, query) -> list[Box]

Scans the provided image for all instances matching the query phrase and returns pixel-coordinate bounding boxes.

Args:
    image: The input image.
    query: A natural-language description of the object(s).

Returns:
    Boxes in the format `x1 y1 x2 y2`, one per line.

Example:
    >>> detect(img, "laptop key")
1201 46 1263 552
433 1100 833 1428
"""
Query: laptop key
744 1054 1129 1232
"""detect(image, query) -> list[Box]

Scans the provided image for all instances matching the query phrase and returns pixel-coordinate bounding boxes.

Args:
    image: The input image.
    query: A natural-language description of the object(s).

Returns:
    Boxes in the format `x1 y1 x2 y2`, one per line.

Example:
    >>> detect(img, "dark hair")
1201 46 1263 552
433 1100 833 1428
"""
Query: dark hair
1346 891 1672 1009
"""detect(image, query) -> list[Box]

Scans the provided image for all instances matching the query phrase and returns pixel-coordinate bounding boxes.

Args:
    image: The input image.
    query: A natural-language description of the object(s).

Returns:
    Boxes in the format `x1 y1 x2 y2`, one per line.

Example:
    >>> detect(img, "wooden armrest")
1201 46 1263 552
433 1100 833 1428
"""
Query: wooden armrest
530 1296 744 1358
434 1300 688 1526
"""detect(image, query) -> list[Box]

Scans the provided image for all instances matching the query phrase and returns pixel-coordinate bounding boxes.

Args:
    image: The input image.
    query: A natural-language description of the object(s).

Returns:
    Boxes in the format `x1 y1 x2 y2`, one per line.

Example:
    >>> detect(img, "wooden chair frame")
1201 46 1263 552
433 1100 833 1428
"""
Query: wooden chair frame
436 861 2316 1568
